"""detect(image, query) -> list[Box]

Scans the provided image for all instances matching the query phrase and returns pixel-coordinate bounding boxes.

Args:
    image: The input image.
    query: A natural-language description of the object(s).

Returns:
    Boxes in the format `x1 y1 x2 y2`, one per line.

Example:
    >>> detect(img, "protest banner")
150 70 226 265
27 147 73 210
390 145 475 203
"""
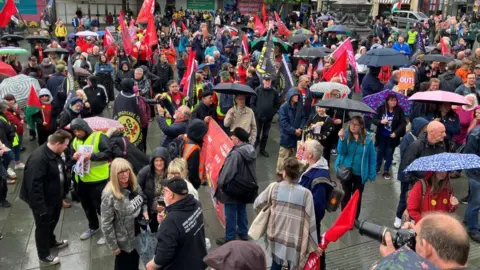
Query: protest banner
201 120 234 227
397 68 415 94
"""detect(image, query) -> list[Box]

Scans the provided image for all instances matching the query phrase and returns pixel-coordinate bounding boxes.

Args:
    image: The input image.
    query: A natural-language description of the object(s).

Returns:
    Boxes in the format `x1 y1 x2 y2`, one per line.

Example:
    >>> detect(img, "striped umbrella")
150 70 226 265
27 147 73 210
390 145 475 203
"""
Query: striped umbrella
0 74 41 108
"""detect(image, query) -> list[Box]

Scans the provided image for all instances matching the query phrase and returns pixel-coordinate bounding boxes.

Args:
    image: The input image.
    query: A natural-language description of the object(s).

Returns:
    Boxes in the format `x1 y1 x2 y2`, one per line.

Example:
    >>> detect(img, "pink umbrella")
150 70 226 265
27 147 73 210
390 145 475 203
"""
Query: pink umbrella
66 117 124 132
409 90 469 105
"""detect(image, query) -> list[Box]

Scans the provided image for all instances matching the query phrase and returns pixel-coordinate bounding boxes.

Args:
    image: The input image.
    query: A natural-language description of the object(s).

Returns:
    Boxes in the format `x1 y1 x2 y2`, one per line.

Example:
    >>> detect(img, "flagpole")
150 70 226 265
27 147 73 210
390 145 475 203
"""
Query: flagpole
17 13 31 34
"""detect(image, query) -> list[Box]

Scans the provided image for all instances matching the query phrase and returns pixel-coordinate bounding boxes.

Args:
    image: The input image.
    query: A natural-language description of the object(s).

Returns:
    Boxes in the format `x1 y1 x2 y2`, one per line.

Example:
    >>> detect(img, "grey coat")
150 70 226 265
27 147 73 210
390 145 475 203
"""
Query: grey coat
100 186 148 253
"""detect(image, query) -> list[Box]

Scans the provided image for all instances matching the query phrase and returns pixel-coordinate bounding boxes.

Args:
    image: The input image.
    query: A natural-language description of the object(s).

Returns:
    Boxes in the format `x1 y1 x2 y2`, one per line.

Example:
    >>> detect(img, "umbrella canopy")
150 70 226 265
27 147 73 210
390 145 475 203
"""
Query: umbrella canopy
0 74 41 108
0 62 17 77
0 46 28 55
289 33 312 44
250 36 292 53
423 54 454 63
25 35 50 43
96 31 105 36
66 117 124 132
357 48 410 67
370 246 439 270
75 31 99 37
213 83 256 96
310 82 351 97
0 34 24 42
363 89 412 115
409 90 468 105
44 47 69 54
314 98 376 114
222 26 238 35
296 47 329 59
404 153 480 172
326 25 352 35
293 28 313 35
318 15 333 21
197 63 215 70
73 67 92 77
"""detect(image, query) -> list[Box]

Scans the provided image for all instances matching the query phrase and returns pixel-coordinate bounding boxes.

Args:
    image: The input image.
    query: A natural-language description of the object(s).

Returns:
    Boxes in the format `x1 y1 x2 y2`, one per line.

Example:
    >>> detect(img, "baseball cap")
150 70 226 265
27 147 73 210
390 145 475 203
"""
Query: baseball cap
231 127 249 143
161 177 188 195
263 74 272 80
475 64 480 69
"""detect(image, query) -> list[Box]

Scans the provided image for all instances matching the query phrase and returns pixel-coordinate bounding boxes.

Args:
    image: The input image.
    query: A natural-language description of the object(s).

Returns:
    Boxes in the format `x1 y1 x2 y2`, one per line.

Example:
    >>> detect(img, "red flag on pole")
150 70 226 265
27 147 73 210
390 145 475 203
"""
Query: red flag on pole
0 0 19 28
136 0 154 24
103 28 115 47
254 15 266 36
261 2 268 26
144 15 158 63
241 33 249 56
182 51 197 103
322 50 348 84
275 11 290 38
119 11 134 55
440 37 450 56
181 22 187 32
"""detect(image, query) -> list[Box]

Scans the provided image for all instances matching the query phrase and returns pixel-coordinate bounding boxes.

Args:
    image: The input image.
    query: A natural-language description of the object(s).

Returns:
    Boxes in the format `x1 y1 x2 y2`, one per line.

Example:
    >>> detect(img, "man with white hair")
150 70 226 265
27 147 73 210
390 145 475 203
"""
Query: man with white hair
89 46 101 73
298 139 331 270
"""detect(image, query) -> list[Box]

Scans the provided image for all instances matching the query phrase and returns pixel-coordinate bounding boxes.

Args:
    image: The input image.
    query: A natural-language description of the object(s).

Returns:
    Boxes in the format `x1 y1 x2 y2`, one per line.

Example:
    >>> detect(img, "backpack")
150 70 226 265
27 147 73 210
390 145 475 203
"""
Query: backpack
168 136 186 159
137 96 151 128
402 179 427 223
222 155 259 204
57 77 67 96
311 176 344 212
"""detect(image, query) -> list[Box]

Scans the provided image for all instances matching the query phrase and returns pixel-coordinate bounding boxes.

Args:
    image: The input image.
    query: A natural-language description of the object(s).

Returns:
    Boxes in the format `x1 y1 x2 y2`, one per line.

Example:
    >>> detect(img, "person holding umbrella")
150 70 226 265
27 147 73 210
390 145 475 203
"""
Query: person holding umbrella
224 94 257 145
372 95 407 180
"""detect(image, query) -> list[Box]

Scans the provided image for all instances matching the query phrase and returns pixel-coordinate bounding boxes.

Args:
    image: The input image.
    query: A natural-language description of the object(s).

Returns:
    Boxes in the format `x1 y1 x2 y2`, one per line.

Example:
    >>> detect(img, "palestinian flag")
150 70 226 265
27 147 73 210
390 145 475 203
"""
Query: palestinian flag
391 0 402 13
25 85 42 128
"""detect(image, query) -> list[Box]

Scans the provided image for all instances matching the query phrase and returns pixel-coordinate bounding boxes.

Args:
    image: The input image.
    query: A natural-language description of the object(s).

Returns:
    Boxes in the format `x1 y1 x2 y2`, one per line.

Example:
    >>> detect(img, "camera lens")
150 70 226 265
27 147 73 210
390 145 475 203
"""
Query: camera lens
356 220 396 246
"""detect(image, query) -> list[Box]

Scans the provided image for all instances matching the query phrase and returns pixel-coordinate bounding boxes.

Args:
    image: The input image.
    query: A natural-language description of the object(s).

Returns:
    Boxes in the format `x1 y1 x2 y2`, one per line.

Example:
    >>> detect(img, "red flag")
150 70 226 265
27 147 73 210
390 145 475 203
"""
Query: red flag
322 50 348 84
181 22 187 32
254 15 266 36
169 38 176 54
103 28 115 47
136 0 154 24
275 11 290 38
144 16 158 47
182 51 197 102
27 85 41 108
440 37 450 56
0 0 18 28
332 38 360 93
262 3 268 26
241 33 249 56
129 19 136 40
119 11 134 55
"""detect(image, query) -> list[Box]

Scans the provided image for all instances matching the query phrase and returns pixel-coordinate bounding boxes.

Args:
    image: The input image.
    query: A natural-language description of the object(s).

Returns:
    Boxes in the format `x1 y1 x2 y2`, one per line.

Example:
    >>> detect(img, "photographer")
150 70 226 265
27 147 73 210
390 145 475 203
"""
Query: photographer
379 212 472 270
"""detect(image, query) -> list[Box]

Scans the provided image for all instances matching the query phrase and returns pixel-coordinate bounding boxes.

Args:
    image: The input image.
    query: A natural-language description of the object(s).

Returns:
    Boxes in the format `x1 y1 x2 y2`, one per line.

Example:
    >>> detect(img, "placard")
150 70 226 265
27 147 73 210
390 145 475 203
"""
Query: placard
397 68 415 93
237 0 262 14
187 0 215 10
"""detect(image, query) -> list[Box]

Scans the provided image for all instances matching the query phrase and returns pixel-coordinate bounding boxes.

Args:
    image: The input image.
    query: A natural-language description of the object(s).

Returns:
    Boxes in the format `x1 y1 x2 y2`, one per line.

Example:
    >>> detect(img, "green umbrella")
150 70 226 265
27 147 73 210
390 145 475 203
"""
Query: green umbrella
0 46 29 55
326 25 353 37
293 28 313 35
250 36 292 53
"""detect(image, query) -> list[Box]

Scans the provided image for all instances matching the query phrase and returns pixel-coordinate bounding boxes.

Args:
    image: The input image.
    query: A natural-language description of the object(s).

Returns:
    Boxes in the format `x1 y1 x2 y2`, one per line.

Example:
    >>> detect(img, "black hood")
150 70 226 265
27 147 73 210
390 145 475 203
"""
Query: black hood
166 194 197 213
150 147 170 173
88 75 98 87
70 118 92 134
121 78 135 94
187 119 208 144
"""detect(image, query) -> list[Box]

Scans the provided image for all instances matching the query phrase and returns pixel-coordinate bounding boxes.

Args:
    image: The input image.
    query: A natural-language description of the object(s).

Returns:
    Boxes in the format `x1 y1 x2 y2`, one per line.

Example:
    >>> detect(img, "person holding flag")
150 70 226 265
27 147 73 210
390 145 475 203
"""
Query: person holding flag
26 88 56 146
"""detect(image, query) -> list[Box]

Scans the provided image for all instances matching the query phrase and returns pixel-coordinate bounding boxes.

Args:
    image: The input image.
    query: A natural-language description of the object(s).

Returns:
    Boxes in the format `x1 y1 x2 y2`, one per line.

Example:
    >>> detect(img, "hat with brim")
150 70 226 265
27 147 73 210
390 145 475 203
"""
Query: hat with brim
161 177 188 195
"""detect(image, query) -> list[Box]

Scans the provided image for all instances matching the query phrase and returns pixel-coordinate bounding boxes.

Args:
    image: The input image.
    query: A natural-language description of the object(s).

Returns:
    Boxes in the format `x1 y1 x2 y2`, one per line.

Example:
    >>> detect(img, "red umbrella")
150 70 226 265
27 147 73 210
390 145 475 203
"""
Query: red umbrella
409 90 468 105
0 62 17 77
66 117 124 132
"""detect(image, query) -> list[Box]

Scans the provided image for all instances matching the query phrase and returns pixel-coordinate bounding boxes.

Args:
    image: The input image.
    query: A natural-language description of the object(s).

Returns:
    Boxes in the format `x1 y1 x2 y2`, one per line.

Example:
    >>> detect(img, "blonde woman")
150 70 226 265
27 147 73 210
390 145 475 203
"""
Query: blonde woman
101 158 148 270
167 158 198 200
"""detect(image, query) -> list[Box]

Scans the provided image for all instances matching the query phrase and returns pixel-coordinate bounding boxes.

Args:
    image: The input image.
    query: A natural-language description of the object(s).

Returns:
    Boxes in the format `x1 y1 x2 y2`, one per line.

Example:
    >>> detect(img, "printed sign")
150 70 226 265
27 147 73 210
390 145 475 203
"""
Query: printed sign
187 0 215 10
116 111 142 145
237 0 262 14
398 68 415 93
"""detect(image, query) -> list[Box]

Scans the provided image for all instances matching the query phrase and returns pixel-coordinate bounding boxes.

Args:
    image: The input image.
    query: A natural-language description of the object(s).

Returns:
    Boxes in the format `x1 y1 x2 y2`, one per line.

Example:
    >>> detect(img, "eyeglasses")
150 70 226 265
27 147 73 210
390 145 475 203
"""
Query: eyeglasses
118 169 130 175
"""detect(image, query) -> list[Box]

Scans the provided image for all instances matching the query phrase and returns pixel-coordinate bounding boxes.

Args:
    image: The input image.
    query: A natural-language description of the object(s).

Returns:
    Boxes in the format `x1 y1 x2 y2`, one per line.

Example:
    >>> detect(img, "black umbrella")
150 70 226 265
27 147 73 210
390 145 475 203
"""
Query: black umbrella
423 54 454 63
44 48 69 54
25 35 50 43
296 47 329 58
356 48 410 67
314 98 376 124
0 34 24 42
289 33 312 44
213 83 257 96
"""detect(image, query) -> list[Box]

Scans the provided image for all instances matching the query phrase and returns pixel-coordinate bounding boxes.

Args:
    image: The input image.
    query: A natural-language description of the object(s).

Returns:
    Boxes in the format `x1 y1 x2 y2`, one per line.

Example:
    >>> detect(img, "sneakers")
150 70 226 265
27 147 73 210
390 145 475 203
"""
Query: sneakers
393 217 402 229
97 236 106 245
260 150 270 157
0 200 11 208
7 168 16 179
468 231 480 243
331 149 337 156
52 240 69 249
383 172 392 180
461 195 469 205
14 163 25 170
215 237 231 246
80 228 99 240
40 255 60 265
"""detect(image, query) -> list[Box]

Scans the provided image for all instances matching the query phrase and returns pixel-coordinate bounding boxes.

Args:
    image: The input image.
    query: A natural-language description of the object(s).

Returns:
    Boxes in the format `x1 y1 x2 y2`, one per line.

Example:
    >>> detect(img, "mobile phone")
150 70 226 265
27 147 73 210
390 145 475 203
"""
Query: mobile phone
157 199 166 208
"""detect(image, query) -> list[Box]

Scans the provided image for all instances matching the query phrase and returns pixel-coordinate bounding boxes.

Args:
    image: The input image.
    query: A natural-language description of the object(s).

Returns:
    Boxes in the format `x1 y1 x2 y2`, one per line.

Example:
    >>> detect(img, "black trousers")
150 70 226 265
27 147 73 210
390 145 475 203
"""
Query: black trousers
77 180 107 230
340 174 365 219
136 127 148 154
255 118 272 151
32 204 62 259
115 250 140 270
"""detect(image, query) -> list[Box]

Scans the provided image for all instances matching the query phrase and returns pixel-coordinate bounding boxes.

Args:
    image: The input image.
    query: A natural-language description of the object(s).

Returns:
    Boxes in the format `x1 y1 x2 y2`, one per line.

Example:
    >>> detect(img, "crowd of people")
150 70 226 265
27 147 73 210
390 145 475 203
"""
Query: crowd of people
0 4 479 270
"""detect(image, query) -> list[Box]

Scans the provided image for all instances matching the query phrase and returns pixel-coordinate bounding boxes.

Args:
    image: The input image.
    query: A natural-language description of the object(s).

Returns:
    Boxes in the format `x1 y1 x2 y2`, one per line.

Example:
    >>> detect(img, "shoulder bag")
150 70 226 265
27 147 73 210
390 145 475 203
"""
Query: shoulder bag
248 182 277 240
336 141 359 183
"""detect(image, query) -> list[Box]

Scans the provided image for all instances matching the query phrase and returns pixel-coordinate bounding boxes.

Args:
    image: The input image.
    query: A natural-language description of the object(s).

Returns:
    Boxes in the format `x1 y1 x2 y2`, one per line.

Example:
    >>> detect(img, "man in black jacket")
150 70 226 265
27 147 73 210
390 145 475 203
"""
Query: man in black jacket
82 75 108 117
146 177 207 270
250 74 281 157
20 130 72 265
192 91 216 122
463 126 480 243
439 61 463 92
152 54 173 93
156 105 191 147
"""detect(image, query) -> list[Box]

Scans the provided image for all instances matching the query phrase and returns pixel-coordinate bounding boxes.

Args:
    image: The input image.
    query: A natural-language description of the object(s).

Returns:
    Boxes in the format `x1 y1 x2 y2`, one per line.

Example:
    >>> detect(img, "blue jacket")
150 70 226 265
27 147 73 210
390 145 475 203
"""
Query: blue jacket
278 89 306 149
178 36 189 54
219 93 234 115
392 42 411 56
335 131 377 184
361 72 384 98
465 126 480 180
299 158 332 236
205 46 219 57
397 117 429 182
94 63 114 75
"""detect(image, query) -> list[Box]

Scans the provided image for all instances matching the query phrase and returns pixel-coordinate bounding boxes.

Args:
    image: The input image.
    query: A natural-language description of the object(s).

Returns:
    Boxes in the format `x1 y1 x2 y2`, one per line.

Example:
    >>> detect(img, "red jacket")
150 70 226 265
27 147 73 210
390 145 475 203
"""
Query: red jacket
5 107 24 135
407 173 457 223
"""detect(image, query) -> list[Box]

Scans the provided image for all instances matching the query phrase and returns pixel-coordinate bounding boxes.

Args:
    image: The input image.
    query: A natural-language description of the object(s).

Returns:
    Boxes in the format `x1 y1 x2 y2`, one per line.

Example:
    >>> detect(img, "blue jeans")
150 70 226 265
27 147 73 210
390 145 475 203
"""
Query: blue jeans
13 134 23 162
2 150 13 169
224 203 248 241
376 135 394 172
271 260 290 270
464 178 480 232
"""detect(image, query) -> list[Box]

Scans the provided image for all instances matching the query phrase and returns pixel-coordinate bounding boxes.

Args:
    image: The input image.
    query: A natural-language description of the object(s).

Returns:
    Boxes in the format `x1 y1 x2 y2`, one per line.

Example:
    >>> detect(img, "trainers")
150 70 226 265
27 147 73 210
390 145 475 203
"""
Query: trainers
461 195 469 205
7 168 16 178
260 150 270 157
40 255 60 265
393 217 402 229
331 149 337 156
52 240 69 249
383 172 392 180
80 228 99 240
215 237 232 246
97 236 106 245
469 231 480 243
14 163 25 170
0 200 11 208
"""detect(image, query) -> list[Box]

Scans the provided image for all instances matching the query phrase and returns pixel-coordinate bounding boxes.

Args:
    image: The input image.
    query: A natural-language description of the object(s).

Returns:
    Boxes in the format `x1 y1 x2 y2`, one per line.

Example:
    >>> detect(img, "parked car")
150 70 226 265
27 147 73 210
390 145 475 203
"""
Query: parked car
390 11 428 28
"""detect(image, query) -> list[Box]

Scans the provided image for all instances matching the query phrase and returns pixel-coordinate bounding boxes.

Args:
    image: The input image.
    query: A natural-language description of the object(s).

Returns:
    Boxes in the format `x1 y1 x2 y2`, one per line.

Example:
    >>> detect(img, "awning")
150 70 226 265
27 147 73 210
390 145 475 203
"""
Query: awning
378 0 411 4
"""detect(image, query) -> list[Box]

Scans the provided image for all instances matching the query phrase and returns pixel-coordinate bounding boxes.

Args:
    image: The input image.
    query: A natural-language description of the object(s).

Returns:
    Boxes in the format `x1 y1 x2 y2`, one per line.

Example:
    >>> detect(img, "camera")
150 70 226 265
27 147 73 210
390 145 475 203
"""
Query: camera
144 99 164 105
355 220 417 251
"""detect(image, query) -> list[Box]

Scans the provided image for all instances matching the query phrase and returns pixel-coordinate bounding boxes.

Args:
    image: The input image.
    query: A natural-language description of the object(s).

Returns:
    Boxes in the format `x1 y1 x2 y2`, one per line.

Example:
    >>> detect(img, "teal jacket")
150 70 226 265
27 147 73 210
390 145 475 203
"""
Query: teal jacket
335 131 377 184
